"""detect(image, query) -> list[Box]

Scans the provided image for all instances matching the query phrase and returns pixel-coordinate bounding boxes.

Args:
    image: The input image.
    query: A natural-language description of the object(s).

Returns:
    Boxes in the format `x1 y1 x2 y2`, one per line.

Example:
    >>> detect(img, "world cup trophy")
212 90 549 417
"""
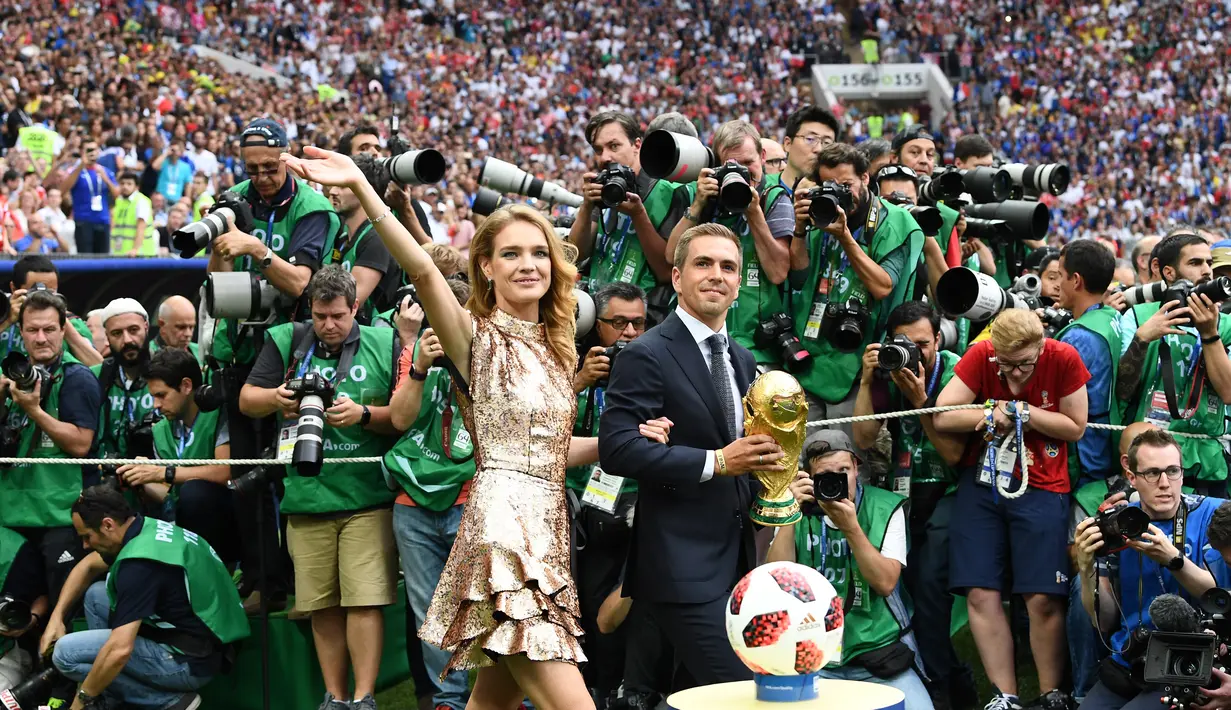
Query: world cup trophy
742 371 808 526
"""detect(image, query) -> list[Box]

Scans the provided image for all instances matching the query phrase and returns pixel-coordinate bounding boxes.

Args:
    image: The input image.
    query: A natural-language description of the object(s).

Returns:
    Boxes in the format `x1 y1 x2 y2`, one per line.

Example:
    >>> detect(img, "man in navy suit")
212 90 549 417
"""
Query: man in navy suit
599 222 787 690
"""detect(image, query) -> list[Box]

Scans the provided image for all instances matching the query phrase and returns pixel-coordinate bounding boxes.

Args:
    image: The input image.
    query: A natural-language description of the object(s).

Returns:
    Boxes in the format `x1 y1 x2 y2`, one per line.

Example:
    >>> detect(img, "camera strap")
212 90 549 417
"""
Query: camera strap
815 483 864 614
1134 501 1190 633
1158 338 1204 421
289 322 358 387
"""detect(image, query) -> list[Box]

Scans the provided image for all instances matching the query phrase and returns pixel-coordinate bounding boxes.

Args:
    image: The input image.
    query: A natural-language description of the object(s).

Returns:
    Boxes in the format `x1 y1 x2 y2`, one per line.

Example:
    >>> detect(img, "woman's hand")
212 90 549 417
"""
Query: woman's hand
281 146 366 189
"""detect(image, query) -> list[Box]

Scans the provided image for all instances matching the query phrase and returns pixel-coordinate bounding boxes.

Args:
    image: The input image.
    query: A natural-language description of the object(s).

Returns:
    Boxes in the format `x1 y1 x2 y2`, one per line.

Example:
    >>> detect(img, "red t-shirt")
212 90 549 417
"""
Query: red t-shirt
954 339 1091 494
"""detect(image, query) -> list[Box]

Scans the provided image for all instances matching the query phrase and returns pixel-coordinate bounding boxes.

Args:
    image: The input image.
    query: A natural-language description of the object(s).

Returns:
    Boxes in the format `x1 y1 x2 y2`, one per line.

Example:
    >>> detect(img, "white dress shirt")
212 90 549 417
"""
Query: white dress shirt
674 306 743 482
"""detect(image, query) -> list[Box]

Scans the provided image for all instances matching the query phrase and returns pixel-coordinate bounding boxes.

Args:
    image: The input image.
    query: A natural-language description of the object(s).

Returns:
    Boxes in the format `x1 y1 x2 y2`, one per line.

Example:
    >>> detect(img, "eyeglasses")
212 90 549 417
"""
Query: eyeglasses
245 164 281 177
875 164 919 183
1135 466 1184 483
996 358 1038 374
765 158 788 168
795 134 834 148
598 316 646 332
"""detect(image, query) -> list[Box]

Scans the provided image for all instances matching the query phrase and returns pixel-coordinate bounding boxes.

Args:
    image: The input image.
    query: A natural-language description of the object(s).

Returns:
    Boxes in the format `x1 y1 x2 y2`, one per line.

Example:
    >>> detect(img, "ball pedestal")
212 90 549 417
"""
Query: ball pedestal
667 679 906 710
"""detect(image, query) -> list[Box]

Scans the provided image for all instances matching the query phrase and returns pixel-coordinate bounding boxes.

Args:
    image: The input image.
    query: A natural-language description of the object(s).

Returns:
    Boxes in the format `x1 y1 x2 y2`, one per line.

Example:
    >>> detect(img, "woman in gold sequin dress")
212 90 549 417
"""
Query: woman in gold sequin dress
283 148 669 710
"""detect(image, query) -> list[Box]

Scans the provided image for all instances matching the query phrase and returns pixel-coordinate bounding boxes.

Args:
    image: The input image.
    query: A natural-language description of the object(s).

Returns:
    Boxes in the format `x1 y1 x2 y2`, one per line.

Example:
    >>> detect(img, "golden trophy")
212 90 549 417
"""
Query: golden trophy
743 371 809 526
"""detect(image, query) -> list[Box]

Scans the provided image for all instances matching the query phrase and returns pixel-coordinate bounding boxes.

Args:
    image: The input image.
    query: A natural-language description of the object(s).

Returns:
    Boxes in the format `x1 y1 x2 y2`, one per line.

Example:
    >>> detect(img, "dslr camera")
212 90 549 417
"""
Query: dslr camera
819 298 869 353
284 372 336 477
592 162 636 209
99 411 164 485
1122 277 1231 313
1 351 49 395
172 190 255 257
227 444 283 497
1040 307 1073 339
754 313 810 373
713 161 753 213
805 181 854 227
1093 502 1150 557
596 340 628 388
877 334 920 374
801 472 850 516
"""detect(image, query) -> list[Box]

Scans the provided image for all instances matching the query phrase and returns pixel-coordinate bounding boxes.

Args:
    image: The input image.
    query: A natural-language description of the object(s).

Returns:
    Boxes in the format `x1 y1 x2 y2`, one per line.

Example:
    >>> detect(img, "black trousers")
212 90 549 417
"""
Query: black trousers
176 480 240 567
226 400 288 597
74 221 109 254
647 596 752 692
12 526 84 612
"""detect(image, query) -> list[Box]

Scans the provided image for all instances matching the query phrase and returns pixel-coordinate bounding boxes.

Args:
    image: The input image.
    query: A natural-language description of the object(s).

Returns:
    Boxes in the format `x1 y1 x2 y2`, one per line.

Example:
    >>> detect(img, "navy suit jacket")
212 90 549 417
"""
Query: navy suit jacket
598 311 757 605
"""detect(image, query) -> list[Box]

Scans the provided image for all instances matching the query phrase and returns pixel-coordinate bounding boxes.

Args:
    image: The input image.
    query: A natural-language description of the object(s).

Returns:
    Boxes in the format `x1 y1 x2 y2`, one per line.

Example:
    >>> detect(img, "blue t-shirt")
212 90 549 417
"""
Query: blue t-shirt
70 165 115 225
59 362 102 433
14 234 60 254
1060 304 1115 480
1109 495 1223 665
156 158 193 202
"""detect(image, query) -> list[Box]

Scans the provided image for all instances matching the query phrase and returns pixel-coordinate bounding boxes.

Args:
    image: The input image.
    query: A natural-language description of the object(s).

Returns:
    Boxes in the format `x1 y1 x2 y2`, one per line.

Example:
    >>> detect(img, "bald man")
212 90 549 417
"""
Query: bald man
154 295 198 356
1131 235 1161 285
762 138 787 179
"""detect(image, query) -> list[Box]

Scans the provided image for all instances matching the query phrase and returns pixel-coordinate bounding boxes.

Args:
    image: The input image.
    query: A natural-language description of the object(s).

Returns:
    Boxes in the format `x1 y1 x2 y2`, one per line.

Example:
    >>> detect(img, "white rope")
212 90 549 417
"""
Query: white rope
0 404 1219 467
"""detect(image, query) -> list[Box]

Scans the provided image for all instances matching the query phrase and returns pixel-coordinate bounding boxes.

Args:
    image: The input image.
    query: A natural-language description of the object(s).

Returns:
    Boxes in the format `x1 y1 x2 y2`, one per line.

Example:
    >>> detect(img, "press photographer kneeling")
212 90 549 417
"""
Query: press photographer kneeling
115 348 238 567
1072 429 1221 710
240 265 399 710
39 485 248 710
767 431 932 710
0 289 102 610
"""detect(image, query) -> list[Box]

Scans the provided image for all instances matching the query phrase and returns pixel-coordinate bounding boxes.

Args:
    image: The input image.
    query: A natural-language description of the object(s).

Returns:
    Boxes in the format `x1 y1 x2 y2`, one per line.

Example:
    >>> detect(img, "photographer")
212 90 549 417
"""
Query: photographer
323 153 398 323
1072 429 1221 710
665 120 794 367
0 526 49 691
851 300 967 709
41 486 248 710
571 112 681 321
1117 231 1231 497
89 299 155 460
384 280 474 710
788 143 924 435
890 126 961 264
1130 236 1161 287
0 255 102 366
337 123 434 251
240 265 399 710
152 296 197 358
1054 240 1121 486
115 348 238 566
873 165 966 300
0 289 101 609
767 431 931 709
933 308 1090 710
58 138 117 255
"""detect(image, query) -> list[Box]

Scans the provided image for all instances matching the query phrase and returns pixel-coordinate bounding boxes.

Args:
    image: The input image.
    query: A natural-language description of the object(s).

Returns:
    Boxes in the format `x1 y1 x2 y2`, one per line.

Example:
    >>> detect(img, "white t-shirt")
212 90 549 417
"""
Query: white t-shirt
777 506 908 566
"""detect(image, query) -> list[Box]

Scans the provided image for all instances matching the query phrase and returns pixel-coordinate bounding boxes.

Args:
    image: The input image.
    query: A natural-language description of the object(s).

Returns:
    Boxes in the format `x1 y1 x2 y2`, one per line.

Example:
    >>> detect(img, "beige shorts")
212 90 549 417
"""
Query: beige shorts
287 508 397 612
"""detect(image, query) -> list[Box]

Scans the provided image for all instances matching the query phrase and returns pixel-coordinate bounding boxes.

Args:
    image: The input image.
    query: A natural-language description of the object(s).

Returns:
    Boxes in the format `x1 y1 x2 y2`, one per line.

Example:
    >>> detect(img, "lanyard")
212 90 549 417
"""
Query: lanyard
440 387 456 459
116 367 139 420
904 356 944 462
814 201 880 301
293 341 342 386
818 484 865 572
84 168 100 200
1134 502 1189 624
333 221 372 263
174 420 191 458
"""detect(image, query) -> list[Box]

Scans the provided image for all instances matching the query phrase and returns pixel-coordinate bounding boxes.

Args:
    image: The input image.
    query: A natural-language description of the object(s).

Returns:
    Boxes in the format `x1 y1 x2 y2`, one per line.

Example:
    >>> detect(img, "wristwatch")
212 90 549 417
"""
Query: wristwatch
77 689 98 706
359 406 372 428
258 248 273 270
1166 553 1186 571
164 466 177 485
409 366 428 381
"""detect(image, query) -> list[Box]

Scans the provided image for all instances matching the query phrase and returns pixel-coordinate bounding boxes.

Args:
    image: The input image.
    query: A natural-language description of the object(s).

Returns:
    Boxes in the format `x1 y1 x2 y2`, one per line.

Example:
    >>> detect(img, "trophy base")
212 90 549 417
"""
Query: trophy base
750 497 802 527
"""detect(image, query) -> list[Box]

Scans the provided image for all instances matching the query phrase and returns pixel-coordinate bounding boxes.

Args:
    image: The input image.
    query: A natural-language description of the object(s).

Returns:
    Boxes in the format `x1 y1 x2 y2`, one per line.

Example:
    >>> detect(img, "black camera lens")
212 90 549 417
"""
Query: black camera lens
716 163 752 213
1114 506 1150 538
815 472 849 502
1 351 40 392
1193 276 1231 304
809 192 839 226
1170 651 1202 678
877 345 913 372
754 314 811 373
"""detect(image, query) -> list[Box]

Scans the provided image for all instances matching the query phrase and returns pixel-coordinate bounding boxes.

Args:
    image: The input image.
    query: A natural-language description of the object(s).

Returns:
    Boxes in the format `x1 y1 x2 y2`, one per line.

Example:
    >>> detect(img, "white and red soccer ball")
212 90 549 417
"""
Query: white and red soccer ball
725 561 844 676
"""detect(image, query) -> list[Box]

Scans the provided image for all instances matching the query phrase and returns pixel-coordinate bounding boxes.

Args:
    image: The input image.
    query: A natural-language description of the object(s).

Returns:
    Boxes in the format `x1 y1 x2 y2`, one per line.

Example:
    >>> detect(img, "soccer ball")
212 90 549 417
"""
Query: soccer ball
725 561 844 676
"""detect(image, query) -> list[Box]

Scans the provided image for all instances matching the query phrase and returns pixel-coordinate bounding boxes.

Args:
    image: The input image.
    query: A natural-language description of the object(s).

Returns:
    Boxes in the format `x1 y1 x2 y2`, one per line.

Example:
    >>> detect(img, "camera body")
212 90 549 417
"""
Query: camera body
754 313 811 373
285 372 337 477
0 595 31 634
596 340 628 388
1040 307 1073 339
801 472 851 517
285 372 336 410
1 351 49 394
227 445 284 497
713 160 753 213
806 180 855 226
593 162 636 209
820 298 869 353
1093 503 1150 557
878 334 921 374
171 190 254 257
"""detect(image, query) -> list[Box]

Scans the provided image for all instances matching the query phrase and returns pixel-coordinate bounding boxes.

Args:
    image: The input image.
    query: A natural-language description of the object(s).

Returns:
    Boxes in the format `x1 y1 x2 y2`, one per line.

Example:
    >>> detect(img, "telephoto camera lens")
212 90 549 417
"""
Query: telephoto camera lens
172 206 233 257
471 187 511 217
906 205 942 235
1 351 42 393
379 149 447 187
286 373 335 477
963 200 1050 242
714 161 753 213
1121 280 1168 307
1001 162 1071 196
0 666 69 710
205 272 281 322
962 217 1012 240
1193 276 1231 304
917 171 965 204
960 166 1013 203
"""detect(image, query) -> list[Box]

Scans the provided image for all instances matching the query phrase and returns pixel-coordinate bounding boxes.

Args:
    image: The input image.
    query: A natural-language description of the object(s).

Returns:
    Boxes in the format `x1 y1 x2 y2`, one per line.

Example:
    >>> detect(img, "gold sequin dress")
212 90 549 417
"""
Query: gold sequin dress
419 308 585 673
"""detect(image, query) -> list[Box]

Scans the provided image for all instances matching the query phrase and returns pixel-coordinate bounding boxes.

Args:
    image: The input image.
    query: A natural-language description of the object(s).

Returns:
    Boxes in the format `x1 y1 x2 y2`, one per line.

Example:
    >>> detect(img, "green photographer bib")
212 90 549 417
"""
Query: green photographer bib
0 526 24 655
713 184 789 367
0 358 85 528
210 180 340 367
794 486 907 666
267 322 396 515
89 362 155 459
152 409 221 463
1056 305 1125 486
590 178 677 293
1126 303 1231 482
790 199 922 402
888 350 960 490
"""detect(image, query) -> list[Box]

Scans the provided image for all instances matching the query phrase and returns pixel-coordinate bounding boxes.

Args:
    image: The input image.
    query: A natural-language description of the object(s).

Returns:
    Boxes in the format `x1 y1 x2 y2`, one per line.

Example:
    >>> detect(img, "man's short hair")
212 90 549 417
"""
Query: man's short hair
712 120 762 158
308 264 357 308
1153 232 1207 275
1208 502 1231 551
989 308 1043 353
1131 236 1161 268
353 153 392 198
886 300 940 336
673 223 742 270
12 255 56 288
784 106 841 141
147 347 203 391
954 134 995 162
585 112 642 148
336 123 380 156
1060 239 1115 294
594 282 647 316
72 484 135 530
20 289 67 327
815 143 869 176
1126 428 1181 475
424 243 468 280
856 139 892 165
119 171 139 183
646 112 697 138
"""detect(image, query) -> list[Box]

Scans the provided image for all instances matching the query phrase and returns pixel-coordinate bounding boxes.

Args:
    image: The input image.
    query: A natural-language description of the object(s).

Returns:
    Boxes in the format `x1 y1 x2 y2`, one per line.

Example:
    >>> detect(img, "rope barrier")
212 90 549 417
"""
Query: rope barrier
0 404 1221 466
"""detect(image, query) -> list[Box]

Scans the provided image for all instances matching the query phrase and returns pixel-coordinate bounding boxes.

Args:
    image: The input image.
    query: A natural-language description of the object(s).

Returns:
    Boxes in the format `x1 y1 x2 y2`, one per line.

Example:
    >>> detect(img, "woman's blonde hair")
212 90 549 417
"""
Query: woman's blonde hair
467 205 578 370
990 308 1044 354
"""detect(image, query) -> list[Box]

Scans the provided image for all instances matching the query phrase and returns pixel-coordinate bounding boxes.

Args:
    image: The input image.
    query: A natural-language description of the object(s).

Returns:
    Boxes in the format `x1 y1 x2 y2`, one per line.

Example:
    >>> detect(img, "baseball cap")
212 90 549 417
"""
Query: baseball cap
239 118 288 148
1212 239 1231 271
803 430 862 464
1023 246 1061 273
892 124 940 153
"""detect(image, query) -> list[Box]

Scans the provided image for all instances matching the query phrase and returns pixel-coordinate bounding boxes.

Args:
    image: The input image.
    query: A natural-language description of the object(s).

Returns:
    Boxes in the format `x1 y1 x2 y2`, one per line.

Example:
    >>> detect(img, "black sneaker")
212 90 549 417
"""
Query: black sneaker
165 694 202 710
983 694 1023 710
1034 689 1075 710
